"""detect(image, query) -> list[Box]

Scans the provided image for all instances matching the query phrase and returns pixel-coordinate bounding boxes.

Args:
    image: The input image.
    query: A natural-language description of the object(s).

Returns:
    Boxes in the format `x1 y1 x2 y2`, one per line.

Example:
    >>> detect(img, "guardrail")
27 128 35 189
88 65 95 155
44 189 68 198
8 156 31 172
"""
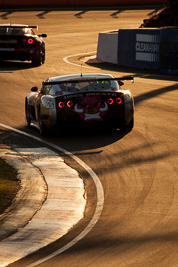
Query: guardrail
0 0 167 8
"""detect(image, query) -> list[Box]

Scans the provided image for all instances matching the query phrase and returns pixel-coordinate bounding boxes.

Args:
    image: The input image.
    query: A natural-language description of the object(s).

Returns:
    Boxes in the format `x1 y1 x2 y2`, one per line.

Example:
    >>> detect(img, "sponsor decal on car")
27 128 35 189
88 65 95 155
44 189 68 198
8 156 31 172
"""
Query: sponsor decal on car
74 95 108 122
64 92 117 99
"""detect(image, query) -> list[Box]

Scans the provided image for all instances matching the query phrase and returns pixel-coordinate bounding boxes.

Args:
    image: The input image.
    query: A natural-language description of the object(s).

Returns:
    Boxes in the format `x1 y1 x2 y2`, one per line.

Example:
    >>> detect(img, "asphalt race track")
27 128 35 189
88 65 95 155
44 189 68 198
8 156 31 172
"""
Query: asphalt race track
0 7 178 267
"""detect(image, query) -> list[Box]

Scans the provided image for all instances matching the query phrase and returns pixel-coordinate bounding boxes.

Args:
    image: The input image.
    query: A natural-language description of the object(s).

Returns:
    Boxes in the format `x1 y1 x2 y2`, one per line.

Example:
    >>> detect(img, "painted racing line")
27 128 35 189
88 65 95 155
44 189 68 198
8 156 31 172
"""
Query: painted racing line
0 123 104 267
63 51 96 69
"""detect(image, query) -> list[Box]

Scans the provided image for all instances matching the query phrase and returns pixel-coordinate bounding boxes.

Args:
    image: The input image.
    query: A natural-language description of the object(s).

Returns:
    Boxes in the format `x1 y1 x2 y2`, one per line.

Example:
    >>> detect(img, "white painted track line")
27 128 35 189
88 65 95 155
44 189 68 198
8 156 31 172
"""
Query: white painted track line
63 51 96 68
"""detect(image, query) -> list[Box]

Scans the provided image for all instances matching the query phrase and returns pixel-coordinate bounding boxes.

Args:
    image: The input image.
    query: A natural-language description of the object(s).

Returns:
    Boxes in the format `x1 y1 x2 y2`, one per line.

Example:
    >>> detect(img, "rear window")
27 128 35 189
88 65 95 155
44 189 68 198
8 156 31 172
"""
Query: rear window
0 27 33 35
46 80 119 96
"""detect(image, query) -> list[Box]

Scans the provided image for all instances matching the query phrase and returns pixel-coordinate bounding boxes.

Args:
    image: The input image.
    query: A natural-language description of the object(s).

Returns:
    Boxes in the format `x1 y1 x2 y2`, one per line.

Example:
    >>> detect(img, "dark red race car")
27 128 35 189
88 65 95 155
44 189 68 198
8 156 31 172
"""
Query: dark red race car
0 24 47 66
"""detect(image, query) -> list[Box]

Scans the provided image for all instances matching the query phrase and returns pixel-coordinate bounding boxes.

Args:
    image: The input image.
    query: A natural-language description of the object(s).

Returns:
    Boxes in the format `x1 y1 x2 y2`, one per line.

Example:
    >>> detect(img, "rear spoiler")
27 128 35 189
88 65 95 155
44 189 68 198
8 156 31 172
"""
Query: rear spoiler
0 25 38 29
42 75 134 86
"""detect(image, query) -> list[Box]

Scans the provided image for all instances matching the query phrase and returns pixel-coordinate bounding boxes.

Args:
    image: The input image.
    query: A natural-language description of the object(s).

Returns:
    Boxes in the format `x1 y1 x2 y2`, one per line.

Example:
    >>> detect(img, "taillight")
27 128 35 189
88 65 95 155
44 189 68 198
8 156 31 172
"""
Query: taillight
67 101 73 108
58 102 64 108
22 38 34 45
116 97 122 104
58 100 73 108
22 38 27 43
107 98 114 105
28 38 34 44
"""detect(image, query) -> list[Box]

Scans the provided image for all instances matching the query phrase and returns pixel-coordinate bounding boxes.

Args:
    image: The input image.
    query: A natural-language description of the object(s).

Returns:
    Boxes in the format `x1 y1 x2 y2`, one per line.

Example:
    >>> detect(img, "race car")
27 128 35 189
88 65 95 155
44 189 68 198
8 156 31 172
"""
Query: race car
25 73 134 135
0 24 47 66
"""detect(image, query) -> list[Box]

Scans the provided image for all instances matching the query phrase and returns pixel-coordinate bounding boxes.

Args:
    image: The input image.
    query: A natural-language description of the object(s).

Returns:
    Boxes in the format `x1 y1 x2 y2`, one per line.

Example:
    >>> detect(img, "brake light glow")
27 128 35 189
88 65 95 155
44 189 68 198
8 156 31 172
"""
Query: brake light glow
28 38 34 44
58 102 64 108
107 98 114 105
67 101 73 108
116 97 122 104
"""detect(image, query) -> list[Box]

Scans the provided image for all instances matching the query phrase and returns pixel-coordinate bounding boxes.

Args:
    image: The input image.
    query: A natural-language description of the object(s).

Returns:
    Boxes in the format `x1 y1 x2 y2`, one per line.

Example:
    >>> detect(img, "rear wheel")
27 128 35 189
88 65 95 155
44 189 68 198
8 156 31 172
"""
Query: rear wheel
32 54 42 66
38 109 48 136
32 48 44 66
25 99 31 127
42 50 45 64
120 118 134 132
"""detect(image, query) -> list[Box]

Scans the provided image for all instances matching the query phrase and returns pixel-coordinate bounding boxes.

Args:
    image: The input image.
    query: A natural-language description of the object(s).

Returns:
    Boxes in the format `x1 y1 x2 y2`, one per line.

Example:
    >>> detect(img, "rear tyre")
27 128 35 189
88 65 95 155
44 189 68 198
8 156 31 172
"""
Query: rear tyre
25 99 31 127
38 109 48 136
32 55 42 66
42 51 45 64
32 49 44 66
120 118 134 132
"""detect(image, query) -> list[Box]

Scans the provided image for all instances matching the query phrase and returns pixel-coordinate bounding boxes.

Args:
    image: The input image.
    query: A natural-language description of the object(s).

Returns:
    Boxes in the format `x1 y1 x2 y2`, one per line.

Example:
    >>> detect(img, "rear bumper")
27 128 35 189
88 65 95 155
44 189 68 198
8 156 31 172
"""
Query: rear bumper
46 116 128 131
0 47 39 61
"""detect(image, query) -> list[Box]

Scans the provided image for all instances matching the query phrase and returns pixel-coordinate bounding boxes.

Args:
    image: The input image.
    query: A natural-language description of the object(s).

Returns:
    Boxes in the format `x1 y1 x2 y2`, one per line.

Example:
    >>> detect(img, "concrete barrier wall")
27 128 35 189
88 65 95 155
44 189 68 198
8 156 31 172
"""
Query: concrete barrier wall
97 31 119 65
0 0 166 7
97 28 178 74
97 31 118 64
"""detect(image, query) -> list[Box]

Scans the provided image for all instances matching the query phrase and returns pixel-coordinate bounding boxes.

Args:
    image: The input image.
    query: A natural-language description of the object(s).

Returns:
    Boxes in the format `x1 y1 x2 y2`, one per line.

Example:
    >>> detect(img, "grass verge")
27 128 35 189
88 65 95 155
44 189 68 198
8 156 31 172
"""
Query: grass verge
0 158 20 215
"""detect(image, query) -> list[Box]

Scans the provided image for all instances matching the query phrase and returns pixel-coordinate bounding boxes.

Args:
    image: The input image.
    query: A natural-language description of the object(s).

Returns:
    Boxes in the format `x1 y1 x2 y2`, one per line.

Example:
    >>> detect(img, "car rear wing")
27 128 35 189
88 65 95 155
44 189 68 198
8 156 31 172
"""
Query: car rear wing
42 75 134 86
0 25 38 29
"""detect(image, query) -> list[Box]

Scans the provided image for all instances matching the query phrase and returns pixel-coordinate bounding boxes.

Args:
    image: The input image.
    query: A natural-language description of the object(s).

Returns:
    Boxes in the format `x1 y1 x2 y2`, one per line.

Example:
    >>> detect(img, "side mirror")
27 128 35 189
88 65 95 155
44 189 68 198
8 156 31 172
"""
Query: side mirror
118 81 124 86
31 86 38 92
39 34 47 38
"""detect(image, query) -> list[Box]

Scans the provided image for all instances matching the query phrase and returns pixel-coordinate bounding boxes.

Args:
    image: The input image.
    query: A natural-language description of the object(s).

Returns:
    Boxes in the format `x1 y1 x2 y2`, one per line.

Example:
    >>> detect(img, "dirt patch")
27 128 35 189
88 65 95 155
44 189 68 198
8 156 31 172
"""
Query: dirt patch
140 0 178 27
0 157 20 215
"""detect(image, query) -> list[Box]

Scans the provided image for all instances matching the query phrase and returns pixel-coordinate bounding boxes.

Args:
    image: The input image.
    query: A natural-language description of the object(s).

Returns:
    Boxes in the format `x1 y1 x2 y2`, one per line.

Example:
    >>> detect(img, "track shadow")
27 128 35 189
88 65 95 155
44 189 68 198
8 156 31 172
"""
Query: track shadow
0 11 13 20
0 60 38 71
134 83 178 105
110 9 124 18
85 59 178 82
75 10 88 18
0 124 129 152
0 5 163 20
37 10 51 19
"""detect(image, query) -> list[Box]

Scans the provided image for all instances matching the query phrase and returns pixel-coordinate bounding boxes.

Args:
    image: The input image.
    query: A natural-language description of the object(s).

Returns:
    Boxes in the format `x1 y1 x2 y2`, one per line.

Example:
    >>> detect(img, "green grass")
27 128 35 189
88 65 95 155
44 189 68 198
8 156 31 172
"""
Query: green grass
0 158 20 215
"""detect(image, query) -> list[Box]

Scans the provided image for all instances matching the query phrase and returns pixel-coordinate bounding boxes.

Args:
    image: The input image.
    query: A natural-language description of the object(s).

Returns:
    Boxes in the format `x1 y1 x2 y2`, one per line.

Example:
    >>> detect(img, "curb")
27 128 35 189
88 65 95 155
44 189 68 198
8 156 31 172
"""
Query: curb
0 148 47 241
0 147 86 267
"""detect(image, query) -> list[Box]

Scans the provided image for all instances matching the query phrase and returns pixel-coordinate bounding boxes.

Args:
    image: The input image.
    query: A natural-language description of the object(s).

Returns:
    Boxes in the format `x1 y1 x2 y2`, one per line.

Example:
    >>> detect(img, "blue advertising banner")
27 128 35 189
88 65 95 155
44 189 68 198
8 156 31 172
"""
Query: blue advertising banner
118 28 161 69
160 28 178 74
